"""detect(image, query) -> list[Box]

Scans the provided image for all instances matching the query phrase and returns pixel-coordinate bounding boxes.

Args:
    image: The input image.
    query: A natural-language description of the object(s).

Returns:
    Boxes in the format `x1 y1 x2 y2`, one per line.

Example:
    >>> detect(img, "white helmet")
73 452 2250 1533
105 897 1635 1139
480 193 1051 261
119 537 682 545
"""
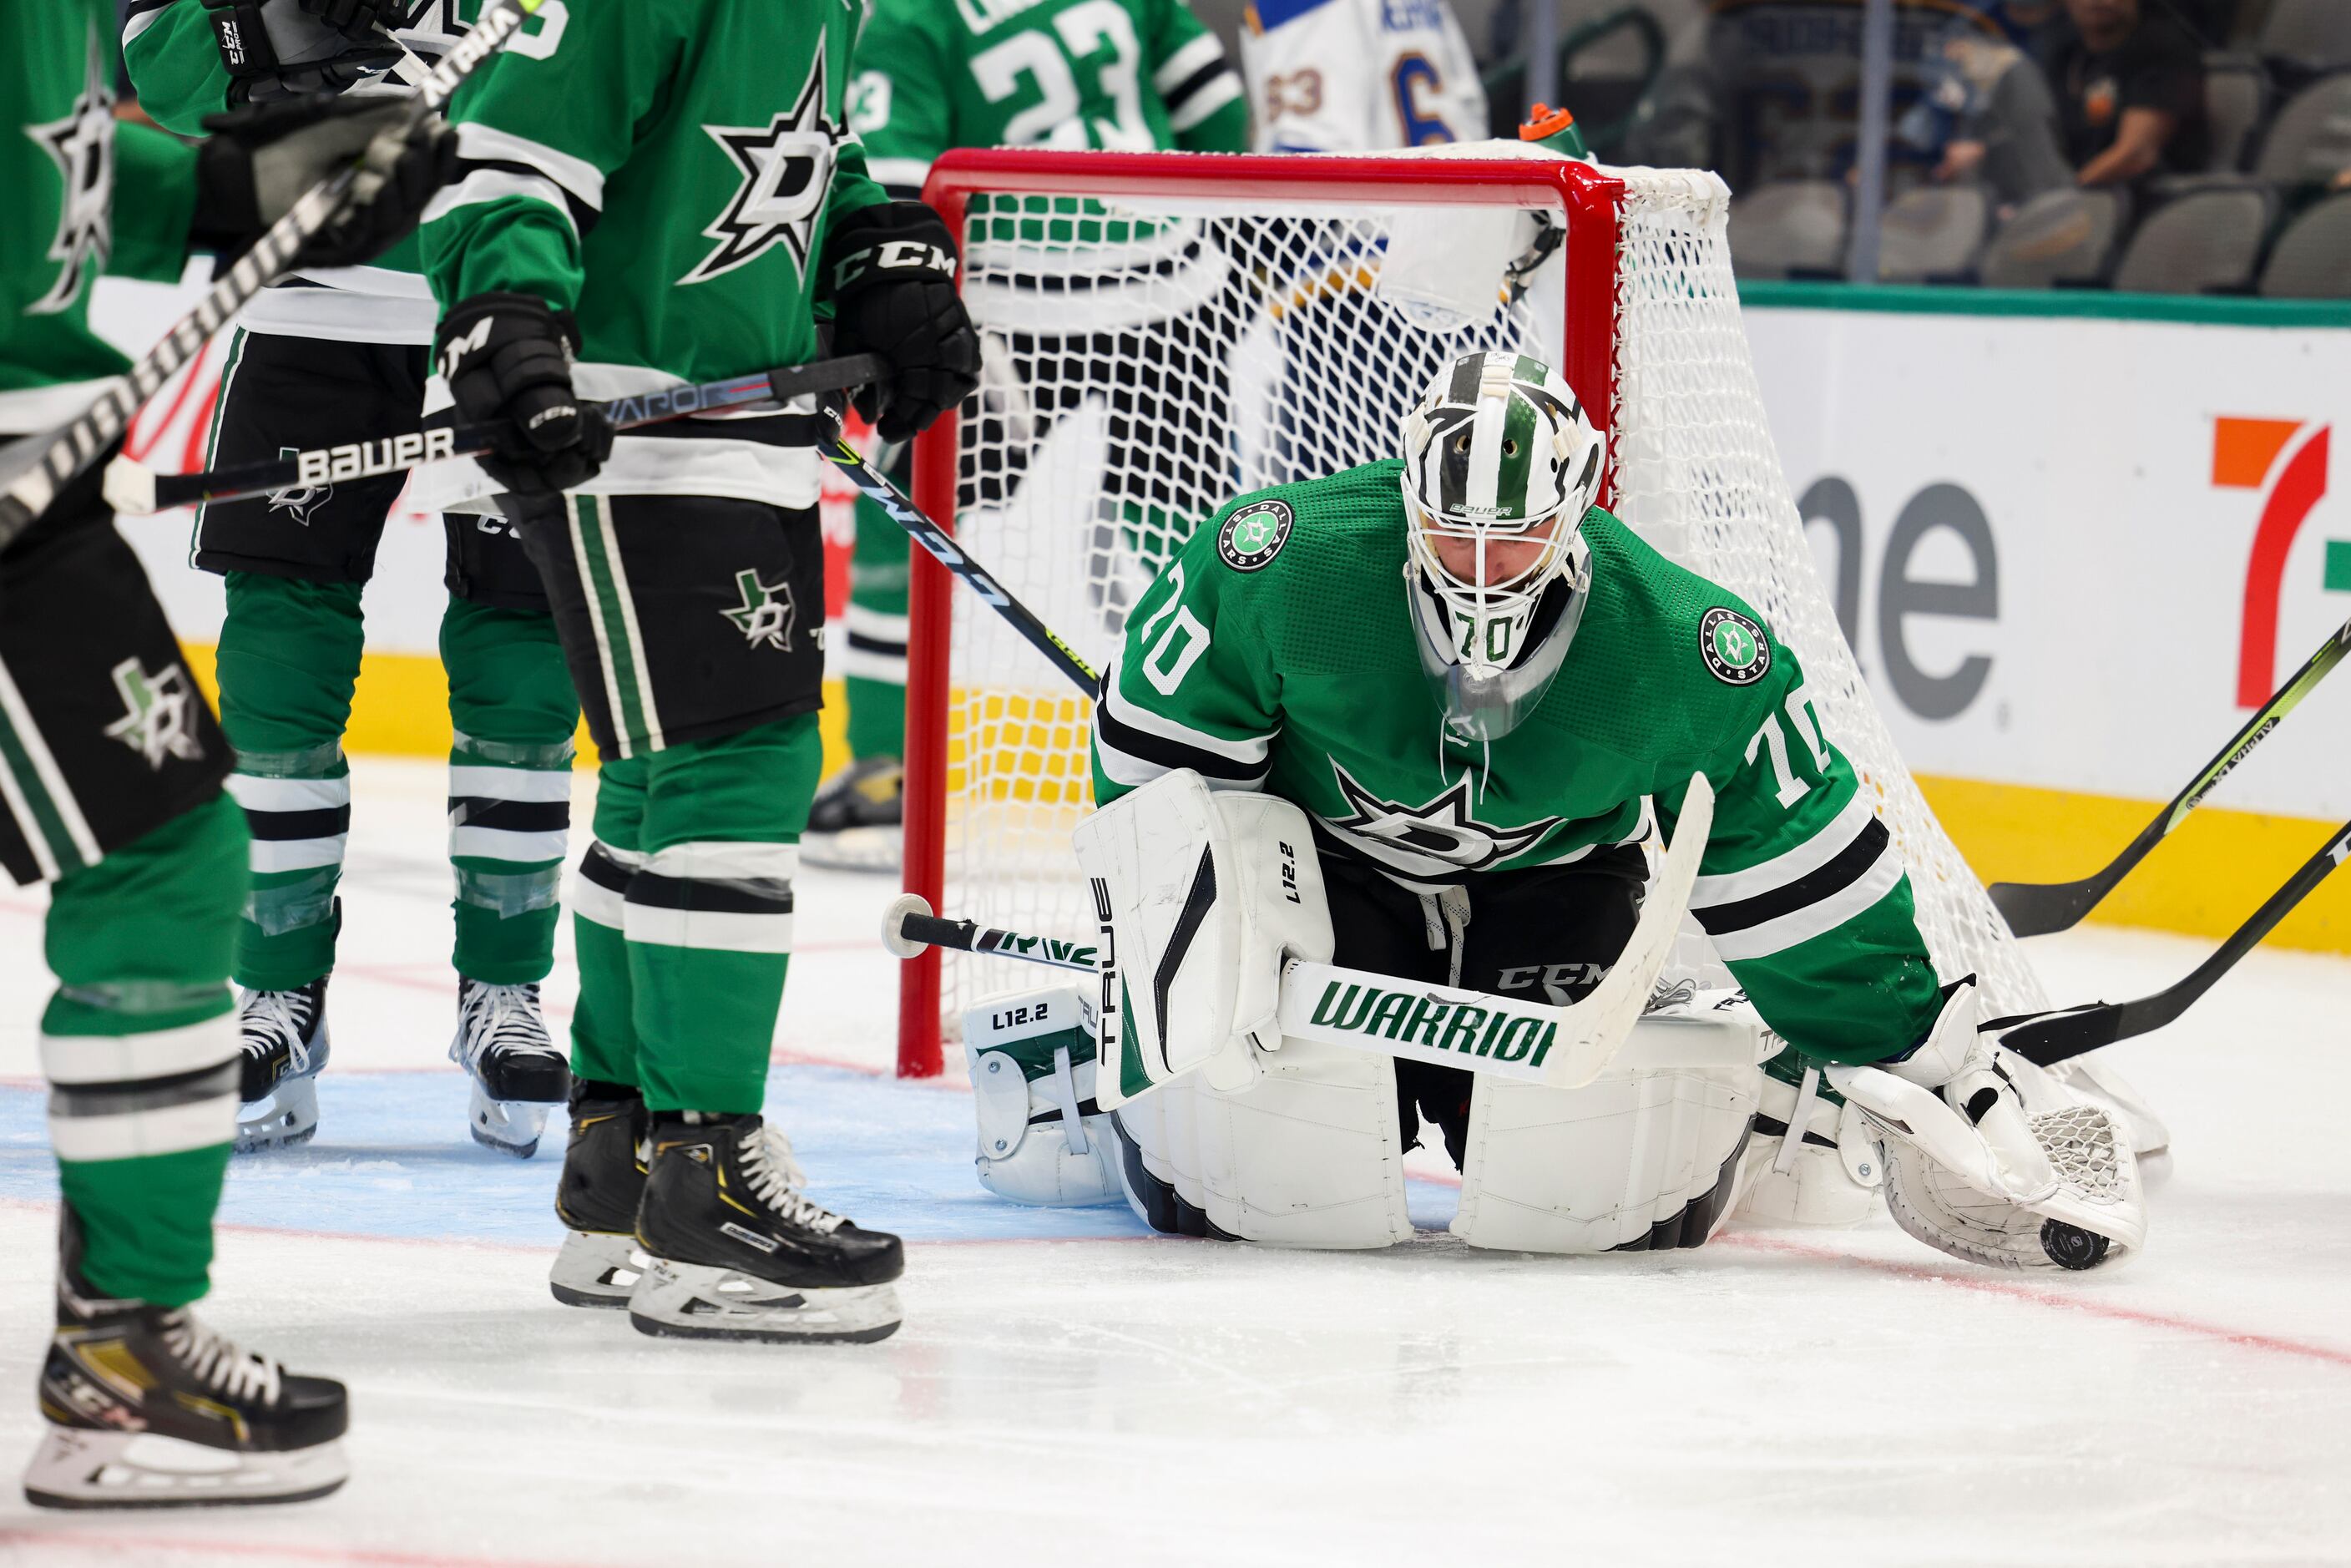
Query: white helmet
1399 351 1606 738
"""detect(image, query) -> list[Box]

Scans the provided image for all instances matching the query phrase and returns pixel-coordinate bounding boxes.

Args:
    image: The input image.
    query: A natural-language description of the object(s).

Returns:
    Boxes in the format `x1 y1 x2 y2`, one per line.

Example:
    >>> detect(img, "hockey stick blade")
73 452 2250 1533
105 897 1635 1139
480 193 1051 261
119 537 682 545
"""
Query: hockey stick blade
2000 815 2351 1065
1989 614 2351 937
0 0 547 551
826 439 1100 691
105 353 887 514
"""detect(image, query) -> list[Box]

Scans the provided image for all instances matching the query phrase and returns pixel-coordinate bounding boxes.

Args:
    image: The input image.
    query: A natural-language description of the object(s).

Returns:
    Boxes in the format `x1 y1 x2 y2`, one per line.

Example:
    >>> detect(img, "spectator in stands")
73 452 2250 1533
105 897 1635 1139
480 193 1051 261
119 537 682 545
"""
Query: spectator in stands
1923 25 2073 208
2049 0 2208 185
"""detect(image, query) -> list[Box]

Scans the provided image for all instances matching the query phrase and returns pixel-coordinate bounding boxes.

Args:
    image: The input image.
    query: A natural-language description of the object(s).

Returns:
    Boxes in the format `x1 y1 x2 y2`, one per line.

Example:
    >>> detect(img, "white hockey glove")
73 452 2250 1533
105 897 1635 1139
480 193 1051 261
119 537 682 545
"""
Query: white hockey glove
1072 769 1334 1107
1826 980 2146 1271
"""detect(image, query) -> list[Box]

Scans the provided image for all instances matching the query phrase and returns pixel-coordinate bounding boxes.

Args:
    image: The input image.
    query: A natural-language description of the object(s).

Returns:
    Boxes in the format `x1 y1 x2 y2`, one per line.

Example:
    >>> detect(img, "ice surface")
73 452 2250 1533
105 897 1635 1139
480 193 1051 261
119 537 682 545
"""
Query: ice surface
0 758 2345 1565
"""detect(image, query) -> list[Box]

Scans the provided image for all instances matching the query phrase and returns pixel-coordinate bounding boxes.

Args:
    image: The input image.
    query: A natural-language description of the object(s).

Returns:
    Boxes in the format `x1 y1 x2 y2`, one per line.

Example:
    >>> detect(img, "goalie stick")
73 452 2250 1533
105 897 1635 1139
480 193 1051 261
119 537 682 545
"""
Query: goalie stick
1996 814 2351 1065
104 354 889 514
1989 613 2351 937
881 771 1717 1091
0 0 549 552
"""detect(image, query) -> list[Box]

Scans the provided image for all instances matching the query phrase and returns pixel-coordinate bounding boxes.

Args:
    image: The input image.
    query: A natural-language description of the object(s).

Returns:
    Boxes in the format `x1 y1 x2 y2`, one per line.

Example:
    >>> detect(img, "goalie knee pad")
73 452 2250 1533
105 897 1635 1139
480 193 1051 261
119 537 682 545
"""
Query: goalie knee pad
963 986 1120 1207
1109 1033 1411 1251
1452 990 1765 1253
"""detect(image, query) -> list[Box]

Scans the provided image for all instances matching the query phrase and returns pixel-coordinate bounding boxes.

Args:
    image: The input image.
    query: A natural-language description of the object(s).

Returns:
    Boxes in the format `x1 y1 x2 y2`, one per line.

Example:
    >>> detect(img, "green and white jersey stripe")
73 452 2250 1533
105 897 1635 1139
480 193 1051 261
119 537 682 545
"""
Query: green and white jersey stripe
564 495 665 757
0 653 104 881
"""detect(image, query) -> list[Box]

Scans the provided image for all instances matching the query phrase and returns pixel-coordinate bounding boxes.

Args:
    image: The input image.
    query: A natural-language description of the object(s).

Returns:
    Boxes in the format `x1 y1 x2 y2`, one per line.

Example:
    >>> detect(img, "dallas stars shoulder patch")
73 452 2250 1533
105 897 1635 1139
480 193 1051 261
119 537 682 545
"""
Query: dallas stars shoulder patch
1216 498 1293 573
1697 606 1770 686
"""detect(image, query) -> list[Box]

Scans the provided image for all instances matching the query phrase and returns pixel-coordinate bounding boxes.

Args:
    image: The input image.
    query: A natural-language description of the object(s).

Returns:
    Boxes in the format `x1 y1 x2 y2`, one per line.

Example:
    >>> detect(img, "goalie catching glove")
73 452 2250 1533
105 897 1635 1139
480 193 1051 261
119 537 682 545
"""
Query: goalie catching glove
1828 980 2146 1271
822 203 981 443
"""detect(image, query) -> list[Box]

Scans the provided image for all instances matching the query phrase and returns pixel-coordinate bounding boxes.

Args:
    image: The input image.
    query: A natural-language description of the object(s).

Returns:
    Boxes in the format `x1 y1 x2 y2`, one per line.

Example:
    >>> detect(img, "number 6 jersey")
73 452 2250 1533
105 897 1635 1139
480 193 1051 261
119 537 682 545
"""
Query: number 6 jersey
1241 0 1489 153
1089 460 1947 1065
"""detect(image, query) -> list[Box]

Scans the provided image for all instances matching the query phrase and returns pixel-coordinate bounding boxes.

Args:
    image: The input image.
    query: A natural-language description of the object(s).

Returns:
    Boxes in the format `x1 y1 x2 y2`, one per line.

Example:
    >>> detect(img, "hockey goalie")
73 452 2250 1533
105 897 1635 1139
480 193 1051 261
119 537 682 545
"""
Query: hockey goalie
959 348 2146 1272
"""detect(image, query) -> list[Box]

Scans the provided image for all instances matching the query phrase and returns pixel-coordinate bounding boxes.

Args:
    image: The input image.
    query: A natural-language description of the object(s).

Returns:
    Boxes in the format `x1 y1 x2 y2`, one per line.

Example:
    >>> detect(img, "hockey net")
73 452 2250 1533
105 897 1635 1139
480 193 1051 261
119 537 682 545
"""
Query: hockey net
897 148 2044 1077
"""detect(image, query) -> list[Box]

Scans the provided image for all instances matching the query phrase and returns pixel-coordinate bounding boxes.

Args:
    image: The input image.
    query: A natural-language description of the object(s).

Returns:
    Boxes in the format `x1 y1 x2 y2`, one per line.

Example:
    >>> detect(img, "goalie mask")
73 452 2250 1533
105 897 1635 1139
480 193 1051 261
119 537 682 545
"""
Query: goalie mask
1399 352 1605 741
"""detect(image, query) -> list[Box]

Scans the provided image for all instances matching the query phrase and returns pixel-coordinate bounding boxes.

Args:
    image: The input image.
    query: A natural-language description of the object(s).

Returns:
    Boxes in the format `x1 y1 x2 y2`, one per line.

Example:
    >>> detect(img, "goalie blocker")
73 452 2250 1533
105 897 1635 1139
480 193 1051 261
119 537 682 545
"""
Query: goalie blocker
959 771 2144 1267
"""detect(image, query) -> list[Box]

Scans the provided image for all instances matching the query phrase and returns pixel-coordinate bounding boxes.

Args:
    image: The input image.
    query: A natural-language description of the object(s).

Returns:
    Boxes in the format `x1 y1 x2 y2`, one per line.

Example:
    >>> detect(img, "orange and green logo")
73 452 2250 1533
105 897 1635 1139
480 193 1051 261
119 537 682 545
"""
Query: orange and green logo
2216 417 2346 706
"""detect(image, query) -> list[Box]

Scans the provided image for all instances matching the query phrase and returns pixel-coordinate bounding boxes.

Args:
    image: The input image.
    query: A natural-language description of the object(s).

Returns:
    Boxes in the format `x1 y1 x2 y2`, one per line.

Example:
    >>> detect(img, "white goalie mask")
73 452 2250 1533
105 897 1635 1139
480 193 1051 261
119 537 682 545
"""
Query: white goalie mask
1399 351 1606 740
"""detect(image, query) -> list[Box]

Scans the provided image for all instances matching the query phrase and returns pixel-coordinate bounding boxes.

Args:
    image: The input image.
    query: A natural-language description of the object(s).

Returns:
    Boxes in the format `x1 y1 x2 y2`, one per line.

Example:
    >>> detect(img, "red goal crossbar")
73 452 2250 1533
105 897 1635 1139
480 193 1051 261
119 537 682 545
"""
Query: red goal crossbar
895 149 1627 1078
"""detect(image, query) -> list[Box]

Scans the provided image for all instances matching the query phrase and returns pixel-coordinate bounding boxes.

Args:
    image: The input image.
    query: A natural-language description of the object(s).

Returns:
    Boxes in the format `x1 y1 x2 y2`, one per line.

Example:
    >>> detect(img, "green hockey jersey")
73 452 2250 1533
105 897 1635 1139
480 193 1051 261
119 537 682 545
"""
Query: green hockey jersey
415 0 890 511
1090 461 1944 1064
3 0 198 435
121 0 473 346
849 0 1249 195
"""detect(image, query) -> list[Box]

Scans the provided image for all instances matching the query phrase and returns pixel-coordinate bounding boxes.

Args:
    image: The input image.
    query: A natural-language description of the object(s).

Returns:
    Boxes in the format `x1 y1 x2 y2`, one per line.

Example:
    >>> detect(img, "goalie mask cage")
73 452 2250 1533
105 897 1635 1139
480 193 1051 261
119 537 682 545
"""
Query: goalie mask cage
895 148 2042 1078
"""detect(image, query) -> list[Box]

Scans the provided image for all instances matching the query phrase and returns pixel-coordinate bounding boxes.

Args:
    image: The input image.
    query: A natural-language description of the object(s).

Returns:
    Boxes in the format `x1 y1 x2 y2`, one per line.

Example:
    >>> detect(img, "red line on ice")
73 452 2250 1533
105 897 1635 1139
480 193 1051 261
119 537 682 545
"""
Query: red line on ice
0 1527 594 1568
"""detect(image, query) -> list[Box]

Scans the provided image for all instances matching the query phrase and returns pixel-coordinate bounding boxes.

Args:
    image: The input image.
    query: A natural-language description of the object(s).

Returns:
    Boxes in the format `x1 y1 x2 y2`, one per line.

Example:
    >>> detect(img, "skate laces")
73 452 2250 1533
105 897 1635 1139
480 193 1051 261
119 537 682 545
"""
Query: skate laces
740 1122 847 1235
160 1311 284 1406
457 981 555 1066
240 989 317 1074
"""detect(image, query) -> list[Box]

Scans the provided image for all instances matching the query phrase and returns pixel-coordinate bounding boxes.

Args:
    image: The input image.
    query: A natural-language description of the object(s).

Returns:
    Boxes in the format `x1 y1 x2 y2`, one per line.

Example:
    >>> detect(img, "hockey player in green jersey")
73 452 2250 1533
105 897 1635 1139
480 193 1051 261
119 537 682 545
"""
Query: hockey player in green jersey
802 0 1249 871
5 0 455 1505
1056 349 2144 1269
124 0 584 1161
418 0 980 1341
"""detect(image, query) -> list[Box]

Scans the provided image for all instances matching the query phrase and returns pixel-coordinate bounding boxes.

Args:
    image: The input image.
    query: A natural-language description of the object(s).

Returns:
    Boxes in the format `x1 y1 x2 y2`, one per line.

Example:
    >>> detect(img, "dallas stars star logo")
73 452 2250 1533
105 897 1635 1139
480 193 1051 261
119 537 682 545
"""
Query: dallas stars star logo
1325 760 1562 873
721 569 798 651
680 40 839 286
101 659 205 771
267 448 331 525
24 28 117 316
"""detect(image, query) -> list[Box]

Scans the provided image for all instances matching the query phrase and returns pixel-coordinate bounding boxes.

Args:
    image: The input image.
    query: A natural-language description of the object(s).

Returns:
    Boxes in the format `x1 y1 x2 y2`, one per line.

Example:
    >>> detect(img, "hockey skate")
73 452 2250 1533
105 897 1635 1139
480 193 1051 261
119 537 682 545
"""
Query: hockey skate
449 979 570 1159
799 756 902 872
235 977 330 1153
629 1114 904 1343
549 1085 650 1308
24 1211 348 1510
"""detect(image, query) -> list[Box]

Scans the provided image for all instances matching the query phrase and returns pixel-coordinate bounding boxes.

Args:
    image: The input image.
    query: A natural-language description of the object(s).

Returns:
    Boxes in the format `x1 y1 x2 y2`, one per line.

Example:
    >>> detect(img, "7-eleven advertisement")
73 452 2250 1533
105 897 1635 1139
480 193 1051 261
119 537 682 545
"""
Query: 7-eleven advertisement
1744 303 2350 947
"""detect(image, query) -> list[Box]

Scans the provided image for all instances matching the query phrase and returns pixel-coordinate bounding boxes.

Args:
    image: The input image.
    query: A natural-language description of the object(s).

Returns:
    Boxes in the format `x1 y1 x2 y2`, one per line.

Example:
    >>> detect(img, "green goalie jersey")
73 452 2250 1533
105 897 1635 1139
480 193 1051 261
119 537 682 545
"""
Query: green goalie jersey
3 0 197 435
416 0 888 510
1091 462 1945 1064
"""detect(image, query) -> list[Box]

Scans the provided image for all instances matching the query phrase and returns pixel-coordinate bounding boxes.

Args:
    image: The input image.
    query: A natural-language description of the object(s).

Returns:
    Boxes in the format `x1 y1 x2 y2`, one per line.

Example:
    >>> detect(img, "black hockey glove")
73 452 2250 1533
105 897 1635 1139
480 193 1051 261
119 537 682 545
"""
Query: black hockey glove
202 0 404 105
434 293 614 497
190 94 459 269
823 203 981 444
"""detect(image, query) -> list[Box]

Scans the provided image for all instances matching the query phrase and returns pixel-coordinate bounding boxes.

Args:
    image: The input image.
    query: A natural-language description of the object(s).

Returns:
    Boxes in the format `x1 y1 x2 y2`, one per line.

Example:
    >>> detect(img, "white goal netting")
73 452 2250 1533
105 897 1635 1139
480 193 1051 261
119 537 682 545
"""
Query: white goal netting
920 154 2045 1046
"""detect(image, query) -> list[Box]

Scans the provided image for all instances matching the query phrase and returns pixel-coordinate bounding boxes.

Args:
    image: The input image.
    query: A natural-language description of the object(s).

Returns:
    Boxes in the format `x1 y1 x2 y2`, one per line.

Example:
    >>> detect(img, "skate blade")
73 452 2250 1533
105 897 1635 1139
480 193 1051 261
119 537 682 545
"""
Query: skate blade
549 1230 648 1309
628 1259 902 1344
23 1427 349 1510
799 826 902 873
235 1078 321 1155
467 1083 549 1160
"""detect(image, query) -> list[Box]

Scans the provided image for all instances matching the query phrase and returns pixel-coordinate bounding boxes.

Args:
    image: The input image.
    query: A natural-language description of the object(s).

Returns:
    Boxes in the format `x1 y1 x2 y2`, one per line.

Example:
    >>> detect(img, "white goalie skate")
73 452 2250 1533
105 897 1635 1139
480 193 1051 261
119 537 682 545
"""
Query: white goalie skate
448 979 570 1159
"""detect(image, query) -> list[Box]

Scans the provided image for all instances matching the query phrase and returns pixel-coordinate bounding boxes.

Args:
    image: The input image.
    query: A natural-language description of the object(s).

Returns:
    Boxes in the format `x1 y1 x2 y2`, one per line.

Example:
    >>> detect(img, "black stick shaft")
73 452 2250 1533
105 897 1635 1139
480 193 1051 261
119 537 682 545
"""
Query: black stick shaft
1990 615 2351 937
898 909 1096 973
2003 816 2351 1064
0 0 546 549
135 353 886 511
822 438 1099 692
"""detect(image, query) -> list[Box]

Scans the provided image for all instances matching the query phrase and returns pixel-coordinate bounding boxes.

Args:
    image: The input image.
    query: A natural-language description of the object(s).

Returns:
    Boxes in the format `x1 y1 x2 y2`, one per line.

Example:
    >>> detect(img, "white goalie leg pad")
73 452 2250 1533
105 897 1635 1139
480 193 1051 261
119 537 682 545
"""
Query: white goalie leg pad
1829 983 2147 1272
1074 770 1333 1105
1109 1032 1410 1250
1732 1060 1884 1228
1452 993 1764 1253
963 984 1120 1206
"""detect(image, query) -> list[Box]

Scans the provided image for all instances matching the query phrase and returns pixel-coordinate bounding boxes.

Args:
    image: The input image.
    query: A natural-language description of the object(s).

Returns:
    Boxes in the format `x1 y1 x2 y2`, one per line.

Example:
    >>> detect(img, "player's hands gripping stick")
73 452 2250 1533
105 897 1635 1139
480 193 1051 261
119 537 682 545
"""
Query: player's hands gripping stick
434 293 614 495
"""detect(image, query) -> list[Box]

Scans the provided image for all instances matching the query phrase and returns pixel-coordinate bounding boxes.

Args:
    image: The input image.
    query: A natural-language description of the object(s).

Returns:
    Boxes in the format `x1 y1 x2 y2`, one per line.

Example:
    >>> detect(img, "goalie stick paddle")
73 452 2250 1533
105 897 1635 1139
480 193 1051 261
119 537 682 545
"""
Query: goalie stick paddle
880 773 1716 1091
0 0 548 552
1989 613 2351 937
104 354 888 514
1997 815 2351 1065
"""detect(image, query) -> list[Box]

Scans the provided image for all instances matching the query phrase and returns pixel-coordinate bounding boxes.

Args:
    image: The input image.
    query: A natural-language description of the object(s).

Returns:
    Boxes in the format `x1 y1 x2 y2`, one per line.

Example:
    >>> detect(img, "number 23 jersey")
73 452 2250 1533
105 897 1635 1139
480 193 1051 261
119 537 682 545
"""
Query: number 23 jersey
1089 460 1945 1064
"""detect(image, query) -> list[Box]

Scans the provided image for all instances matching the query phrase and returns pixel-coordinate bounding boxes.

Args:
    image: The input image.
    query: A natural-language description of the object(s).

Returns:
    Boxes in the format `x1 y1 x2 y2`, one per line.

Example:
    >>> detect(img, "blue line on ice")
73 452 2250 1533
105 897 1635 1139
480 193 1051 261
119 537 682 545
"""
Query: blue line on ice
0 1065 1462 1244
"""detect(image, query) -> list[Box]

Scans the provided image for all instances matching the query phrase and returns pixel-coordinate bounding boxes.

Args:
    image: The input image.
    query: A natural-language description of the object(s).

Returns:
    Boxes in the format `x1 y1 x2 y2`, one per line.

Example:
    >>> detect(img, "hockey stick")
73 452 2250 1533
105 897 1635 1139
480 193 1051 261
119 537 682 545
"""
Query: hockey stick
1989 614 2351 937
104 353 889 514
0 0 546 551
1995 815 2351 1066
880 771 1717 1091
821 438 1100 690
